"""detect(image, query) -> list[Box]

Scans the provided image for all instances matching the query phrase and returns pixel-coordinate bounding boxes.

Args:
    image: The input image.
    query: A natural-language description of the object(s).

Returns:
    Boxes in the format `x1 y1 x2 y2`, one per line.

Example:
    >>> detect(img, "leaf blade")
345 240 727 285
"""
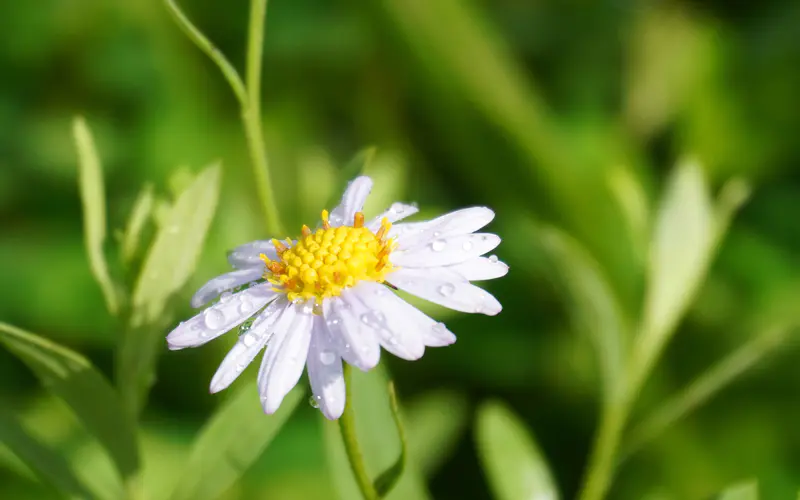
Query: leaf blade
118 163 222 416
0 406 97 500
405 390 468 477
475 400 560 500
0 322 140 487
72 116 120 316
168 382 303 500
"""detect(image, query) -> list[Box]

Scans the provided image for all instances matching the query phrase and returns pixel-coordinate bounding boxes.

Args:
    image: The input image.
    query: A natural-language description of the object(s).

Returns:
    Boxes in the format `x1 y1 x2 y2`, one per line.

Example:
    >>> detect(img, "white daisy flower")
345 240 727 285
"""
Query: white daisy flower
167 176 508 419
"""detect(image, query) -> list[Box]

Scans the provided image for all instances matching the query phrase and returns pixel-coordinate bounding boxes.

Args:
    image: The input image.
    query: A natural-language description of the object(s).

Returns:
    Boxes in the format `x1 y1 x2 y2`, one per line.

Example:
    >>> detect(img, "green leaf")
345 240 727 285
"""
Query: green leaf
130 163 222 325
72 116 120 316
527 220 627 400
373 382 407 497
118 163 221 416
0 406 96 500
636 159 748 384
121 183 155 265
167 382 303 500
0 322 140 488
405 390 468 477
323 366 430 500
716 480 758 500
475 400 559 500
623 324 793 460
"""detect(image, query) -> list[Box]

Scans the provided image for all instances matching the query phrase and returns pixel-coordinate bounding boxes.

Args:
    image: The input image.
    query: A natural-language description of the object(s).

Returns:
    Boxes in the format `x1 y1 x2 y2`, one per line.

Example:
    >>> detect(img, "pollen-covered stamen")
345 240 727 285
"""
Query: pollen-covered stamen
261 209 397 303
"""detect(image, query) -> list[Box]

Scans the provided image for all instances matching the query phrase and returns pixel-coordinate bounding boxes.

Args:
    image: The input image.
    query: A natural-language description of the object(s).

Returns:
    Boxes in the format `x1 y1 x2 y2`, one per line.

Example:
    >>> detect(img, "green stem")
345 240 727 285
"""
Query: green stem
163 0 246 105
577 396 630 500
243 0 283 234
339 364 380 500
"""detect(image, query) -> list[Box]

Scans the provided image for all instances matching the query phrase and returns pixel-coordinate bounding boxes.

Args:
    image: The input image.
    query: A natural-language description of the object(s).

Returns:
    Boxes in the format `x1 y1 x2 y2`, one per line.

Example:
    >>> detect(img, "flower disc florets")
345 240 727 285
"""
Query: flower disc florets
261 210 395 304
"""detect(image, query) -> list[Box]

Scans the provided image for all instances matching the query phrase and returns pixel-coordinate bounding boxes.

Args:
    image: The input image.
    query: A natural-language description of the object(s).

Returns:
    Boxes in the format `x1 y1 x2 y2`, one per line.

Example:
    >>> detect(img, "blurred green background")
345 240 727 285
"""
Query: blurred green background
2 0 800 498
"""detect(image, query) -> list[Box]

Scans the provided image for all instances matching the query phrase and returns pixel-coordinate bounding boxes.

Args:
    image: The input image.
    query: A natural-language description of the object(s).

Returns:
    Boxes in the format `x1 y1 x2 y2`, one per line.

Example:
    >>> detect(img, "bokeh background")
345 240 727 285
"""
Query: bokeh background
2 0 800 498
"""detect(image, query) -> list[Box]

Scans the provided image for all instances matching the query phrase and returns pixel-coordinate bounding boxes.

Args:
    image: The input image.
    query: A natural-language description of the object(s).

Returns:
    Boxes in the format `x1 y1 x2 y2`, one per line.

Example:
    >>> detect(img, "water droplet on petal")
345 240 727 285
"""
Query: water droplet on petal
433 231 441 237
489 254 499 263
219 291 233 303
239 297 254 315
235 363 245 372
438 283 456 296
242 333 257 347
388 336 399 345
462 240 474 251
204 309 225 329
432 322 447 334
319 350 336 365
430 239 446 252
308 395 321 409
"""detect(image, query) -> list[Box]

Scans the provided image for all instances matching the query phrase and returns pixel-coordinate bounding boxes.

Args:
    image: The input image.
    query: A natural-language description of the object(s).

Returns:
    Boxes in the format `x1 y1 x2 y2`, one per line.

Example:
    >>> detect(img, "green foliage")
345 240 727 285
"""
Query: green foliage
72 117 120 316
405 390 468 477
0 323 140 489
717 480 759 500
0 407 95 500
476 400 559 500
167 383 303 500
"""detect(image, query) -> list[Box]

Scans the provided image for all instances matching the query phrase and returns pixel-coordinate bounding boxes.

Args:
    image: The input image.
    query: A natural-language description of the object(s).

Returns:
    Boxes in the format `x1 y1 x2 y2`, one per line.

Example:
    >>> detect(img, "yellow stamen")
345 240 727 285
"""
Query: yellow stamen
321 209 331 230
262 209 396 304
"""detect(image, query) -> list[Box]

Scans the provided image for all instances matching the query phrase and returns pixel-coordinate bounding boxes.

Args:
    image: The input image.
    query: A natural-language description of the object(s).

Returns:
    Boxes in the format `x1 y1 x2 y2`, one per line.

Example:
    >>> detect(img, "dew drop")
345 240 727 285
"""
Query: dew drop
308 395 321 409
204 309 225 329
433 231 441 237
489 254 499 263
432 322 447 334
388 336 399 345
438 283 456 296
242 333 257 347
430 239 446 252
239 297 254 315
319 350 336 365
219 291 233 303
462 240 474 251
235 363 245 373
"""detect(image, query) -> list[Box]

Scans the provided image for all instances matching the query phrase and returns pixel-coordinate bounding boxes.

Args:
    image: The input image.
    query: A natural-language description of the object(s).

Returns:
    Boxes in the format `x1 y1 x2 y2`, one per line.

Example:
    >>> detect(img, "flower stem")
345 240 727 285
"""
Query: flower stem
339 364 380 500
577 398 629 500
243 0 284 235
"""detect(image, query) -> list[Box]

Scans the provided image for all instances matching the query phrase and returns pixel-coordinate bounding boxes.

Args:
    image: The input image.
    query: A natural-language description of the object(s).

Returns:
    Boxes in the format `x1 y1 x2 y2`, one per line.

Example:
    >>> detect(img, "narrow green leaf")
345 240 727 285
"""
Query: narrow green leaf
527 220 627 400
642 158 714 347
405 390 468 477
121 184 155 265
623 324 793 460
323 366 430 500
72 116 120 316
373 382 407 497
130 163 222 325
0 322 140 487
476 400 559 500
717 480 758 500
635 159 747 386
118 163 221 416
168 382 303 500
0 406 96 500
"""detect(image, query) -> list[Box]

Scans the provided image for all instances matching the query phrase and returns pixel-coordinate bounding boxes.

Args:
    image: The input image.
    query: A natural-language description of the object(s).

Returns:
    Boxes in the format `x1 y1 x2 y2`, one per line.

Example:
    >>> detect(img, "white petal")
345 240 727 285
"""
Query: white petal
389 207 495 247
387 267 502 316
323 294 381 371
391 233 501 268
191 268 264 308
208 298 289 393
227 240 279 269
329 176 373 227
352 282 426 359
258 305 313 414
366 203 419 231
306 315 346 420
167 284 278 350
444 256 509 281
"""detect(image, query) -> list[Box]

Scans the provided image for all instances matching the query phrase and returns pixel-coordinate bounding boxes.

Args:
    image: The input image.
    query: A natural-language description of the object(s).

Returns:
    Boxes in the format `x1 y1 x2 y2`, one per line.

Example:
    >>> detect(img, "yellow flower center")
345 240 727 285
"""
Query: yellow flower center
260 210 396 304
